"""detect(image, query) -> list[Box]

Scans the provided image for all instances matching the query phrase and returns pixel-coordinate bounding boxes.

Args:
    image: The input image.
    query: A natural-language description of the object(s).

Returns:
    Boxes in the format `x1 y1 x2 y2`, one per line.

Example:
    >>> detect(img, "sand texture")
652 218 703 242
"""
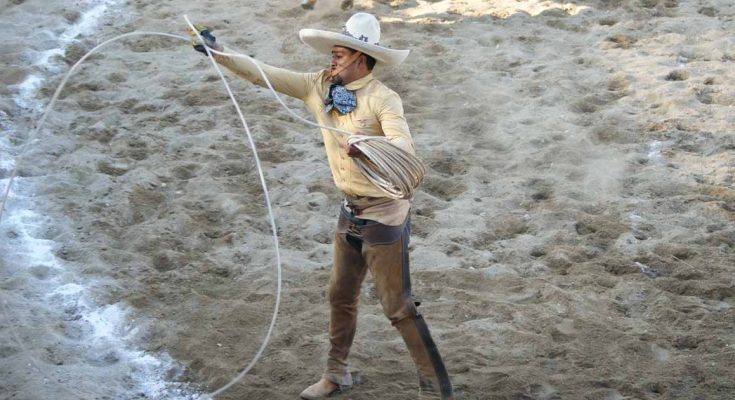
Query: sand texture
1 0 734 399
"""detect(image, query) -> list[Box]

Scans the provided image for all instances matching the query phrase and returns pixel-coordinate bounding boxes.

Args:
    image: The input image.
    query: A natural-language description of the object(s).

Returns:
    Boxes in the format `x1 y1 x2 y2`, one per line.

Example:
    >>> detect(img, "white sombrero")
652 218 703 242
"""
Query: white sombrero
299 12 409 67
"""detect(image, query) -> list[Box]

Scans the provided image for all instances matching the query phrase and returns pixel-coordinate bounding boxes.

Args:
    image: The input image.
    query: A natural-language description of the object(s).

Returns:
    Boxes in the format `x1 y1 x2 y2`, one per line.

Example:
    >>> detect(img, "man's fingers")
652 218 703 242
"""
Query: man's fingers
347 144 362 157
190 25 220 55
193 43 207 54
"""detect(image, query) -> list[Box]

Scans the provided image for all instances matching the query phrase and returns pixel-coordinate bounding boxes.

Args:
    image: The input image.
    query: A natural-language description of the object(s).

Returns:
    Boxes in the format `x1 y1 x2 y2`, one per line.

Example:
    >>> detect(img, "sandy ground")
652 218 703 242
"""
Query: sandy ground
2 0 735 399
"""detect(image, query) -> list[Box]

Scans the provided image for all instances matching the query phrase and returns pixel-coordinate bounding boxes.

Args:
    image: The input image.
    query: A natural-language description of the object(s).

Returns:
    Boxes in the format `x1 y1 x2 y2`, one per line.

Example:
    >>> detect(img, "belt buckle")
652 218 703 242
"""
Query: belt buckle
345 202 362 216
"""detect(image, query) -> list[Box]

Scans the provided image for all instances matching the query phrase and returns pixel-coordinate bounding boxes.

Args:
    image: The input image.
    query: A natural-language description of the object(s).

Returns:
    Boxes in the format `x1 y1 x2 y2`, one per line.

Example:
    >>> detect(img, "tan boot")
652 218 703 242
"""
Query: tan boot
300 377 350 399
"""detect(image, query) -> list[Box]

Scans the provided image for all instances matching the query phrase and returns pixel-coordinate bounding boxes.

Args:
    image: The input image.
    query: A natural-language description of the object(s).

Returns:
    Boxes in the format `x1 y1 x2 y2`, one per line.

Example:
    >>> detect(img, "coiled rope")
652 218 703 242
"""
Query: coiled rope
348 135 425 199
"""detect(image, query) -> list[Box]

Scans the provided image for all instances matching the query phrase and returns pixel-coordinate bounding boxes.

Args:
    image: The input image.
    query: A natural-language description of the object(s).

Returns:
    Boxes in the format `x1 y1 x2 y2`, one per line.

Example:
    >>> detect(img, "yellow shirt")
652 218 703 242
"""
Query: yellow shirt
215 48 414 225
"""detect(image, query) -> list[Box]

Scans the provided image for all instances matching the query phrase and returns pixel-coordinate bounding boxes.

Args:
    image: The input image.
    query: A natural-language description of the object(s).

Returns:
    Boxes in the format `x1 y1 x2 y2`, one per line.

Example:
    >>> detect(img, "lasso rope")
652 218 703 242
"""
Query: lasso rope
0 30 273 399
0 17 426 399
0 31 206 400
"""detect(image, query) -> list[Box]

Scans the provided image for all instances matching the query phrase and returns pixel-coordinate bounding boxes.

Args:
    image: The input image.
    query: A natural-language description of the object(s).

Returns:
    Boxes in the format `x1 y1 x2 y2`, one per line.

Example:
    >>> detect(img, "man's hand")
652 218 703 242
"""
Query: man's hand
189 24 222 55
346 144 362 158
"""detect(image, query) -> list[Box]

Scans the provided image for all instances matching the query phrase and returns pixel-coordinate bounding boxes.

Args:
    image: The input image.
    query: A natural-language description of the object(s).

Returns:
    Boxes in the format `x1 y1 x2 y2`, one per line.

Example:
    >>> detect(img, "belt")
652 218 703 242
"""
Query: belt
343 202 364 217
343 195 382 216
337 206 404 245
341 204 373 225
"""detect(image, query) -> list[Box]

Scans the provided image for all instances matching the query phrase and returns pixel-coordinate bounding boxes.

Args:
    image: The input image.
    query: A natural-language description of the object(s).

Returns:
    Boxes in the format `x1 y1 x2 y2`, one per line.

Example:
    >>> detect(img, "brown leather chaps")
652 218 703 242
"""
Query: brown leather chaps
323 207 454 399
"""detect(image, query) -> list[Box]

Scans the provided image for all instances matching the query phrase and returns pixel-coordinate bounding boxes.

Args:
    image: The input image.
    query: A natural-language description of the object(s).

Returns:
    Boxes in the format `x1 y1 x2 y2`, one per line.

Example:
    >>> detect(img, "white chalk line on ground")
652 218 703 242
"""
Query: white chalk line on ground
0 28 280 399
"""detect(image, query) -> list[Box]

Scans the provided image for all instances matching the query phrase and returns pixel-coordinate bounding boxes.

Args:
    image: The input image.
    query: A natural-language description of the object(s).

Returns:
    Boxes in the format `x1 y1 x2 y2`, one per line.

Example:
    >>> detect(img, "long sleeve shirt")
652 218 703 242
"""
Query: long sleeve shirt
215 48 415 225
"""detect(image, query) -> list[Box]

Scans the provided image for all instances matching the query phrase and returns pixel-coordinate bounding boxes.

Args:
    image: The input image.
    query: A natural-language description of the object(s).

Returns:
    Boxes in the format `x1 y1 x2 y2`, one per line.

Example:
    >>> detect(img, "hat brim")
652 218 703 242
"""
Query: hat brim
299 28 409 67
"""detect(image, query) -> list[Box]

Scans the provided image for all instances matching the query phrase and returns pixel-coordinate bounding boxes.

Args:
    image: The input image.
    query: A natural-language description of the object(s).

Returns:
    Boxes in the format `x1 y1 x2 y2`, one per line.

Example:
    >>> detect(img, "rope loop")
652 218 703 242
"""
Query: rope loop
348 136 425 199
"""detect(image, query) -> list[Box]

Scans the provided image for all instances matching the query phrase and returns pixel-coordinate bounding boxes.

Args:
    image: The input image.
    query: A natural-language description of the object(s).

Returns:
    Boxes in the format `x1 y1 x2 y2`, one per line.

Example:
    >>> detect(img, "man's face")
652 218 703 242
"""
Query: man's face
330 46 359 84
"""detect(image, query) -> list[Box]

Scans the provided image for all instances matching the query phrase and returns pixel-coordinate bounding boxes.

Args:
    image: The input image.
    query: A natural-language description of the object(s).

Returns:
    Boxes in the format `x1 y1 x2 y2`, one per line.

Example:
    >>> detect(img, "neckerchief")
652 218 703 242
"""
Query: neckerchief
324 84 357 114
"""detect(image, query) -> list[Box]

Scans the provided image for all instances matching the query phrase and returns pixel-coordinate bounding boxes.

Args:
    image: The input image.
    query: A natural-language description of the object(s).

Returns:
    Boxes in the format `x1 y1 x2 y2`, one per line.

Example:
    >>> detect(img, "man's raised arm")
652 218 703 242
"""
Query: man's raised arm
191 25 316 101
214 47 317 101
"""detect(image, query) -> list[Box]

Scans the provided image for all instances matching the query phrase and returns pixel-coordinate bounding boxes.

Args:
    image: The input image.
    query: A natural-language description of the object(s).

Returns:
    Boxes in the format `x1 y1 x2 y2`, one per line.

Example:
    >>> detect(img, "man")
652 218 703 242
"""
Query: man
192 12 454 400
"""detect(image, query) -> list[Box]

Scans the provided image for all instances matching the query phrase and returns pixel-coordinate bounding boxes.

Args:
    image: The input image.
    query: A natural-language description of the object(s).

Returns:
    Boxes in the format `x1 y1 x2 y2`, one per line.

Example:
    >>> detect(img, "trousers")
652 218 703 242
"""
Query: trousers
323 206 454 399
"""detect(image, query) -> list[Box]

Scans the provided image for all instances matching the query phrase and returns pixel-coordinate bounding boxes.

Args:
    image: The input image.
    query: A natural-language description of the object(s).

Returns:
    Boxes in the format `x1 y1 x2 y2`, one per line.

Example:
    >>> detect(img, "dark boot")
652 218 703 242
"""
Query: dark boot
394 315 454 399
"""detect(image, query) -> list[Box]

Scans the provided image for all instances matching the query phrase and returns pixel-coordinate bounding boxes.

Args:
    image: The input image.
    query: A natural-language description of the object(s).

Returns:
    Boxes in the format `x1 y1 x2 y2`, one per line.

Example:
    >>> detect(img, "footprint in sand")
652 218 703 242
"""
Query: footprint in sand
421 175 467 202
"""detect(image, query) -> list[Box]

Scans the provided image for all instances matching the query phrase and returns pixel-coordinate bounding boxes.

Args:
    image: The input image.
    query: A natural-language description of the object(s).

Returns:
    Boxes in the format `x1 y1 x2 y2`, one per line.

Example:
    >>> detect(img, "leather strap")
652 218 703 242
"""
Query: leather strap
336 208 405 246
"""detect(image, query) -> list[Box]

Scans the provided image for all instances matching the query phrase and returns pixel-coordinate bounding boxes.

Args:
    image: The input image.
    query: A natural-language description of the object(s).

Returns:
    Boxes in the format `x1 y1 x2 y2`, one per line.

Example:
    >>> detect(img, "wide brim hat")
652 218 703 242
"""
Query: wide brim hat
299 12 409 67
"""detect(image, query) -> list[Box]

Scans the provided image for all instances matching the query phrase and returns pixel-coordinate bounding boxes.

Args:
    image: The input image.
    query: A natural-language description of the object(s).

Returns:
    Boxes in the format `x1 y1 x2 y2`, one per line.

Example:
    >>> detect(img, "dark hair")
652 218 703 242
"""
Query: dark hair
344 46 377 71
364 54 377 71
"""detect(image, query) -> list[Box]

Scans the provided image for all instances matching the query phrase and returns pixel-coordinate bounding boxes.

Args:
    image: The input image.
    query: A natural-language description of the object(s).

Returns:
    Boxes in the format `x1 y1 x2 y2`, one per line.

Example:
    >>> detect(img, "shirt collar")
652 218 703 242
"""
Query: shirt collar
344 73 374 91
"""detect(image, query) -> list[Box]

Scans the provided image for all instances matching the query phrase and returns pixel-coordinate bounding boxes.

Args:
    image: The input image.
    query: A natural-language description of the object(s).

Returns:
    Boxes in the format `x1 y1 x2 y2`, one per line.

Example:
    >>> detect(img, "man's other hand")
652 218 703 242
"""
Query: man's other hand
346 144 362 158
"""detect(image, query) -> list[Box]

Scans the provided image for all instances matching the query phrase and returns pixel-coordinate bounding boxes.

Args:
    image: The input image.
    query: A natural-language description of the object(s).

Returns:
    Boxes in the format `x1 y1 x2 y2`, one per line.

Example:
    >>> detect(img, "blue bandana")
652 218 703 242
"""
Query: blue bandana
324 84 357 114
